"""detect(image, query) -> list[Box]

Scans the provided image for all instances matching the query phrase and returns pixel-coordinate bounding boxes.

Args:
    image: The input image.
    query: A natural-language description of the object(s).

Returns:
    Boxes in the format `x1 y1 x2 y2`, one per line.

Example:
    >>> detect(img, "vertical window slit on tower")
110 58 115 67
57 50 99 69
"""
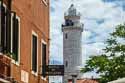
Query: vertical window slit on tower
66 61 68 67
65 33 68 39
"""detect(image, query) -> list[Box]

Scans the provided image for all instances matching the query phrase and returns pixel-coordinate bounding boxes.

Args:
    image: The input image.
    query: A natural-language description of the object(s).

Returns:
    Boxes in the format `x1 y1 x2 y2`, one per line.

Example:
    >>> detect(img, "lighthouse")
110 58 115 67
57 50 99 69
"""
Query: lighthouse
62 4 83 83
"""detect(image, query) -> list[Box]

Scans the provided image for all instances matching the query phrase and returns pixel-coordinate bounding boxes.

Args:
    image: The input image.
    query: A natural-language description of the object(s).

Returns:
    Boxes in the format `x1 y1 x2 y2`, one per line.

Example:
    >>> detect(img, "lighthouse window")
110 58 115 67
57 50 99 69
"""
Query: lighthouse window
65 61 68 67
65 33 68 39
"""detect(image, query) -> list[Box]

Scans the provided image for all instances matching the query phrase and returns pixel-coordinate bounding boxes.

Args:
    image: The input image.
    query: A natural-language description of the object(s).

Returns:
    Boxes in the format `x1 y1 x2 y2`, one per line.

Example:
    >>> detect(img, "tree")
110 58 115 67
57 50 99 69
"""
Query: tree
81 24 125 83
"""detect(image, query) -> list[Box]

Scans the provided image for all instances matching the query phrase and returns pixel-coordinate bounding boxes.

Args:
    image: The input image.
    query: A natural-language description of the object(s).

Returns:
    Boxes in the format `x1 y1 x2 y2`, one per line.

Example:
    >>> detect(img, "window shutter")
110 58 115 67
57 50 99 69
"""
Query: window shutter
1 3 6 53
12 13 19 61
6 8 11 53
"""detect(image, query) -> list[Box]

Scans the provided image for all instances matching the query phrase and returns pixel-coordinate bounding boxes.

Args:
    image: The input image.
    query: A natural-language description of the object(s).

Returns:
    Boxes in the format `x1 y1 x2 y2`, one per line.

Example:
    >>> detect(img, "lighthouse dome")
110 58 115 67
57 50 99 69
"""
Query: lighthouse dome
65 4 80 16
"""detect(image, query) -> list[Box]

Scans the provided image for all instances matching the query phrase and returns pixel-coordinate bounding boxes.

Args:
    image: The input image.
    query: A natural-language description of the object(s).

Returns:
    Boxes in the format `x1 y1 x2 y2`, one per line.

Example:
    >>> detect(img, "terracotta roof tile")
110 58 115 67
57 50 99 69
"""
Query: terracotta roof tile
68 79 99 83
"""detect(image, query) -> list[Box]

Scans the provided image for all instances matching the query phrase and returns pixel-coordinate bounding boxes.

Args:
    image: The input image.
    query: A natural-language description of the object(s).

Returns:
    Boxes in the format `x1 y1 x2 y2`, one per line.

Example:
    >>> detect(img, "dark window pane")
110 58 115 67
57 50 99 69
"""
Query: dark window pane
65 33 68 39
65 61 68 67
12 14 19 61
6 7 11 53
42 43 46 77
32 35 37 72
1 3 6 53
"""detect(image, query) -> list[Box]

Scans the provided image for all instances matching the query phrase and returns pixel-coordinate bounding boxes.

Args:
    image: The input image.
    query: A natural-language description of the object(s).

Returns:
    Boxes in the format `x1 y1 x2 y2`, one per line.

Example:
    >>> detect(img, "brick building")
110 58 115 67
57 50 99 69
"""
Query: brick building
0 0 50 83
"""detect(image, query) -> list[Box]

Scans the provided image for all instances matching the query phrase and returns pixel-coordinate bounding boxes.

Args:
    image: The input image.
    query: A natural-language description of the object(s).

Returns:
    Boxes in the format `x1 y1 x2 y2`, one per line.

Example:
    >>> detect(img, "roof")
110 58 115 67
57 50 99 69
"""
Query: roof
108 78 125 83
68 79 99 83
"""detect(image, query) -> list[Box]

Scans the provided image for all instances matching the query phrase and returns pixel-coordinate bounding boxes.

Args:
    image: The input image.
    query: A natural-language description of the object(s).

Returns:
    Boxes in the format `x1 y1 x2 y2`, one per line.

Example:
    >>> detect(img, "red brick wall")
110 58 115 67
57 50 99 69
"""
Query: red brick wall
9 0 50 83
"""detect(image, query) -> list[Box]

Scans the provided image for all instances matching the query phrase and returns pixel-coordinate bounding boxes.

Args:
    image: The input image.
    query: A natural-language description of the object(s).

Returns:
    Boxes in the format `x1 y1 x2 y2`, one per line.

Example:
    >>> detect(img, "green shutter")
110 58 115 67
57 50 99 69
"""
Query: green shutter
6 8 11 53
1 3 6 53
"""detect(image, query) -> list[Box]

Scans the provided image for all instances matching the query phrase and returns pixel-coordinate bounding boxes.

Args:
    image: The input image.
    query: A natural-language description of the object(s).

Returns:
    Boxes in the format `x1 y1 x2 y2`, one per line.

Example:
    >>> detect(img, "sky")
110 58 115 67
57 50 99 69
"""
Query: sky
49 0 125 78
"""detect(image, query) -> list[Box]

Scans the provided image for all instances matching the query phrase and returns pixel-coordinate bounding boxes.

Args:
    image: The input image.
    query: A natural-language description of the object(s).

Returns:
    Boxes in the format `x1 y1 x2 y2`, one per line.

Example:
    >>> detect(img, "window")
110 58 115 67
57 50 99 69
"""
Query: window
65 33 68 39
65 61 68 67
0 2 6 53
0 1 20 62
32 34 38 73
11 13 20 62
42 41 46 77
0 2 12 54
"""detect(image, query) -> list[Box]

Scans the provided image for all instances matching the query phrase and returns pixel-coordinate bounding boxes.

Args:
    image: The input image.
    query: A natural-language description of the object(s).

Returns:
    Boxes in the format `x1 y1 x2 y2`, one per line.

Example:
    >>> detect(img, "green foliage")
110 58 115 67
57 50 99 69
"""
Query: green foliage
6 52 16 60
81 24 125 83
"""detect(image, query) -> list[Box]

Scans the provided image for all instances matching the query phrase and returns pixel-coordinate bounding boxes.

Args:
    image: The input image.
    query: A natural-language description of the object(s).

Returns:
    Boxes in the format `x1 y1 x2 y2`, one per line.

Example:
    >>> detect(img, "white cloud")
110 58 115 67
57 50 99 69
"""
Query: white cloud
50 0 125 78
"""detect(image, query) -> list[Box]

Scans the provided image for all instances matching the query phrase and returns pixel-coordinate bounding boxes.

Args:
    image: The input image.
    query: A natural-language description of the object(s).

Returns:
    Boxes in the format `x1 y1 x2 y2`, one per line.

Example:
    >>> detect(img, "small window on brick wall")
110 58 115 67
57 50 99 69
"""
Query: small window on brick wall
10 12 20 63
32 34 38 73
42 42 47 77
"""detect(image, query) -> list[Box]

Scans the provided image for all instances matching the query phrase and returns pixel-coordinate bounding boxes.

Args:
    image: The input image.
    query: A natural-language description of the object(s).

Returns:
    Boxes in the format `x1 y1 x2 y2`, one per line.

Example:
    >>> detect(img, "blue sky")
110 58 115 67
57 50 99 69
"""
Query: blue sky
49 0 125 78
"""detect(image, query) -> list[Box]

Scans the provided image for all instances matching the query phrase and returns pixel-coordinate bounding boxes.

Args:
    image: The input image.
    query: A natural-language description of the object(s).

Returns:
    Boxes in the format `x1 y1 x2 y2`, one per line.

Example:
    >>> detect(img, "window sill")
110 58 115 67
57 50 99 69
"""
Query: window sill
41 77 47 81
0 53 3 55
11 60 20 66
31 71 38 76
42 0 48 6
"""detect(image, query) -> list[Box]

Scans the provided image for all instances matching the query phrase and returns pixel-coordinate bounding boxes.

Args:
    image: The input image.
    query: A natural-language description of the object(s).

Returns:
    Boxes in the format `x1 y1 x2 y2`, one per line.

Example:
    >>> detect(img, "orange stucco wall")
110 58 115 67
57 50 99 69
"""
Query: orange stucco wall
3 0 50 83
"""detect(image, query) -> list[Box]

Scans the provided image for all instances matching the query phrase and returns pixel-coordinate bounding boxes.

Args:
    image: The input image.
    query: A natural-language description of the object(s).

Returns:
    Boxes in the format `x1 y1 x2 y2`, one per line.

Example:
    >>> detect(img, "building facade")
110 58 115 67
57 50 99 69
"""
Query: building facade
62 4 83 83
0 0 50 83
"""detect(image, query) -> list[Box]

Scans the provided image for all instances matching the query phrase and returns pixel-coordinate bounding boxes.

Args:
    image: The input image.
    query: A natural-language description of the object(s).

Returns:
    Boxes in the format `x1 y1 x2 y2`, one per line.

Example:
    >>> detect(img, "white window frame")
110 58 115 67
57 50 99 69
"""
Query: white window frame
31 31 38 76
42 0 48 6
11 13 21 66
41 39 47 80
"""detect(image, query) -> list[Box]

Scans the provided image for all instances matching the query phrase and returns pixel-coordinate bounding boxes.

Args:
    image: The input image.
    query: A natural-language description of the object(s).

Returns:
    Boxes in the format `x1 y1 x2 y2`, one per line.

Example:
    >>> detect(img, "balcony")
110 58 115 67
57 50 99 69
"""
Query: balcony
0 55 11 83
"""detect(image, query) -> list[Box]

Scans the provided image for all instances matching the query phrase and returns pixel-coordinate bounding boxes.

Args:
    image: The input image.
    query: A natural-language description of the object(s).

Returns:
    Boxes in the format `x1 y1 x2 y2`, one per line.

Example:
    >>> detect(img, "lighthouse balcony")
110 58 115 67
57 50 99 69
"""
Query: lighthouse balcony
62 23 83 28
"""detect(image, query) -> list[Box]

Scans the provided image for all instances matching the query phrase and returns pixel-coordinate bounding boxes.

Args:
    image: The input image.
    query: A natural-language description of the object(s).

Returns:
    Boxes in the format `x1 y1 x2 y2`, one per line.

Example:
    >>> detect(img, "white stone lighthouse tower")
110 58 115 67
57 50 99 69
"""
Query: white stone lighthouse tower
62 4 83 83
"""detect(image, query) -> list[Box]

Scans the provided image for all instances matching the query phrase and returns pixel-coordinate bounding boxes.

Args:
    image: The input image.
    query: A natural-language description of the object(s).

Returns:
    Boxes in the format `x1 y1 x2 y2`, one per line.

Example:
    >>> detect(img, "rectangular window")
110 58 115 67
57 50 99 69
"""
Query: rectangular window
65 33 68 39
0 2 12 54
12 13 19 61
42 42 46 77
32 34 37 72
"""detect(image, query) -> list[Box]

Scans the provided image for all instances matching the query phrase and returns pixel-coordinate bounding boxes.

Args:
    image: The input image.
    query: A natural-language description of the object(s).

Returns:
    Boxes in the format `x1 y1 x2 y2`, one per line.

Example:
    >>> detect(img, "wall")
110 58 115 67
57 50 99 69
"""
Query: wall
9 0 50 83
